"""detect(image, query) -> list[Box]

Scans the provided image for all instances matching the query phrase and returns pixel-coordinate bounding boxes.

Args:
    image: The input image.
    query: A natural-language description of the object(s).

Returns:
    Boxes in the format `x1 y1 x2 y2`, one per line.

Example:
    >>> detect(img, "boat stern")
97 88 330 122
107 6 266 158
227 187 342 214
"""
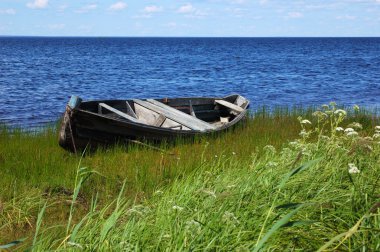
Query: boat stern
58 96 82 152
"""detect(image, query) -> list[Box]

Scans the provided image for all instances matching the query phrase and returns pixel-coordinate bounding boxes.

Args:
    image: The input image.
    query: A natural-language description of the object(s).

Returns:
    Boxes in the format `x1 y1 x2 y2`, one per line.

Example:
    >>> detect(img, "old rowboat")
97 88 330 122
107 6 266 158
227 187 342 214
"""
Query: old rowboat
59 94 249 152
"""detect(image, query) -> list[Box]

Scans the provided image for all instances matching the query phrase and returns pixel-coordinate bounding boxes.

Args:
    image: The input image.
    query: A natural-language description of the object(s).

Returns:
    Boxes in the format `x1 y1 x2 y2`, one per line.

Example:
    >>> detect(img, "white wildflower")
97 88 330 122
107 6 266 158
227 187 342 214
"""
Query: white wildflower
222 211 239 224
334 109 347 116
299 129 308 137
154 190 163 195
346 131 358 137
67 242 83 249
348 163 360 174
320 135 330 140
312 111 328 118
375 126 380 133
373 133 380 140
347 122 363 130
336 127 344 132
344 128 355 133
289 141 297 146
267 161 278 167
214 155 218 158
263 145 276 153
202 189 217 198
353 105 360 111
232 151 236 155
330 101 337 107
301 119 312 125
185 220 202 236
172 205 184 211
186 220 200 227
162 234 171 239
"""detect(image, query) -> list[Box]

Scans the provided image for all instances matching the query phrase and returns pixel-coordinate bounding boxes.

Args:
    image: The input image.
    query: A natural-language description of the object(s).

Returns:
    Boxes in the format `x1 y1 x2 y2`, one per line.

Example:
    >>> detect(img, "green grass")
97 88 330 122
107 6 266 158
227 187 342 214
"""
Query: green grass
1 104 380 250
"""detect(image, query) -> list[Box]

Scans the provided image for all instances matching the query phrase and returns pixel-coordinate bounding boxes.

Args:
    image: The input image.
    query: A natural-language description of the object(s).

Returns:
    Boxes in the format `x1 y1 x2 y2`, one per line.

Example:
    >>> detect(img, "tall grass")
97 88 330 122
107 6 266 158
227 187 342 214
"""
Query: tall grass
1 105 379 250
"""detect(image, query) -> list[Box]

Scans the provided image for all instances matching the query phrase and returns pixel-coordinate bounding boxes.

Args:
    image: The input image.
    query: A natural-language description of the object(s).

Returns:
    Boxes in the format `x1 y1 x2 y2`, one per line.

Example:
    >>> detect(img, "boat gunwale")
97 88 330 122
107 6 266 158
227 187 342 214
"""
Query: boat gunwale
72 95 250 134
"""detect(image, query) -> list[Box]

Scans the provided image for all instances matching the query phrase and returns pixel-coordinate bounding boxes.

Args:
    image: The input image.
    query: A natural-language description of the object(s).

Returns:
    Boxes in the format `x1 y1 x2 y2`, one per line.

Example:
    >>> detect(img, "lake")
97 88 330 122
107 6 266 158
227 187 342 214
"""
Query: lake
1 37 379 127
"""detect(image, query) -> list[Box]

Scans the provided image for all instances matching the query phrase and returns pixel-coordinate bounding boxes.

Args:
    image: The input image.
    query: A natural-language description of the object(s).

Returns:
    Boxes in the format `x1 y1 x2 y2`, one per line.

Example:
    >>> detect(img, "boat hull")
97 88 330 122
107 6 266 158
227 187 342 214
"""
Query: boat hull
59 95 249 152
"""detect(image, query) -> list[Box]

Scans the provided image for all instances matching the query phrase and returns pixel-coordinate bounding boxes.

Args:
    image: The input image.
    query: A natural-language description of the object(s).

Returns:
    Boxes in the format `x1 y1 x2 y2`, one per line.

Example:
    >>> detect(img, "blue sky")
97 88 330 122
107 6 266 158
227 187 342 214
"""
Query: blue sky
0 0 380 36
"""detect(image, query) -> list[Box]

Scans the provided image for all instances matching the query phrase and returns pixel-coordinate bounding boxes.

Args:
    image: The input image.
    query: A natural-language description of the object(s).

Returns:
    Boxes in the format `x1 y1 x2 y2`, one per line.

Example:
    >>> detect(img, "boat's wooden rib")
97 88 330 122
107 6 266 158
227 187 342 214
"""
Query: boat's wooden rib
145 99 216 130
134 99 215 131
215 99 244 113
154 114 166 127
99 103 141 123
189 100 196 117
125 101 138 119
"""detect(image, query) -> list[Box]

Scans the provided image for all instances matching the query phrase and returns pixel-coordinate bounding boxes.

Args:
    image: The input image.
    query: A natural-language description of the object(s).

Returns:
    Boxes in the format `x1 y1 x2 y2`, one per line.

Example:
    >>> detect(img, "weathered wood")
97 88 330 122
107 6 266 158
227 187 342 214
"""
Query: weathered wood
215 99 244 113
161 118 191 130
144 99 216 130
134 103 161 126
134 99 209 131
154 114 166 127
59 94 249 152
235 95 246 107
99 103 141 123
125 101 137 119
189 100 196 117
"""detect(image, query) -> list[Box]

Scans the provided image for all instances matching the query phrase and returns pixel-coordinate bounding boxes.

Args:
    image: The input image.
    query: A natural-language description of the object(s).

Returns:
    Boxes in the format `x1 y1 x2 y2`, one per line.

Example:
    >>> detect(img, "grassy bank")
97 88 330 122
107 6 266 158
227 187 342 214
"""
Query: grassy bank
1 104 379 250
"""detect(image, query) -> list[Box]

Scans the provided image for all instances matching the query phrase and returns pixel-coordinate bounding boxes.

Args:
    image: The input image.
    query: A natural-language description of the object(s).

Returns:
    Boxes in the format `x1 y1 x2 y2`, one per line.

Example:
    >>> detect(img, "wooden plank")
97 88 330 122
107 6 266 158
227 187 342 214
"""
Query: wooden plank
99 103 141 123
161 118 191 131
145 99 216 130
189 100 196 117
134 103 161 126
215 99 244 113
154 114 166 127
235 95 246 107
125 101 138 119
134 99 215 131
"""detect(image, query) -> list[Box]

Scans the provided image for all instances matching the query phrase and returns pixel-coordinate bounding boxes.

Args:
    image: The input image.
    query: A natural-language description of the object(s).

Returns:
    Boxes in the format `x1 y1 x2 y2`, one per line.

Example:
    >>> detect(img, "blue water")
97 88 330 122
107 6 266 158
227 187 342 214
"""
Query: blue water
1 37 379 127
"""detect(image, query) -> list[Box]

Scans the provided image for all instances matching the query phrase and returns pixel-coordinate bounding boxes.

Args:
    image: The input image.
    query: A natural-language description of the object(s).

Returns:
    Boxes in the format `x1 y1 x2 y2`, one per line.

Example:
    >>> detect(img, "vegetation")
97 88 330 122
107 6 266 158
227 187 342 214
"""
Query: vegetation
0 104 379 251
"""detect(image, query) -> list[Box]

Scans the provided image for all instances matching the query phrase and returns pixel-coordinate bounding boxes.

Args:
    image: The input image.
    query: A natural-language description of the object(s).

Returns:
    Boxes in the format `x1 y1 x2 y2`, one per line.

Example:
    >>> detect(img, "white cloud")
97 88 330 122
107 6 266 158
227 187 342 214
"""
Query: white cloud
176 3 208 18
109 2 127 11
75 4 97 13
0 8 16 15
27 0 48 9
143 5 163 13
177 3 195 13
133 5 163 19
286 12 303 18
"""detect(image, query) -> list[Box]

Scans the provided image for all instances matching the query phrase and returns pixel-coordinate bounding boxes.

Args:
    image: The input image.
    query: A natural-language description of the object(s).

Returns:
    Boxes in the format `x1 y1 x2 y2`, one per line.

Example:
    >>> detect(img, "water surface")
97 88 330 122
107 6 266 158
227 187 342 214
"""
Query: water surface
0 37 379 127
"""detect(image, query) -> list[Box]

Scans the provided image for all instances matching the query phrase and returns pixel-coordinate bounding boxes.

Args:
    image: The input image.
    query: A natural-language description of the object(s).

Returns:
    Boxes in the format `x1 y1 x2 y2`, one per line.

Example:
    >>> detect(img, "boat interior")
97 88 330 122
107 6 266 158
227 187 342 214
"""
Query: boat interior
78 94 249 132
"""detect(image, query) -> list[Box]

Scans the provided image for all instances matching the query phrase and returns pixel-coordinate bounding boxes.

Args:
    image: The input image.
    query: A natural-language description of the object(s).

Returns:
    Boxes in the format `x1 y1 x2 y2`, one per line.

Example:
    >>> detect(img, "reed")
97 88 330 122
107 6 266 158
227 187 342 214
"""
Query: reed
0 104 379 250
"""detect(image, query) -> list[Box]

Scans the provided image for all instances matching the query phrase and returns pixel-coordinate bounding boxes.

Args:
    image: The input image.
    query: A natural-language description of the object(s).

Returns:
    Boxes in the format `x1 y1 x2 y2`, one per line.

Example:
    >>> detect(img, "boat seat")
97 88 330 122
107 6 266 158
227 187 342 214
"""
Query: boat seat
133 99 216 131
98 103 142 123
215 99 244 113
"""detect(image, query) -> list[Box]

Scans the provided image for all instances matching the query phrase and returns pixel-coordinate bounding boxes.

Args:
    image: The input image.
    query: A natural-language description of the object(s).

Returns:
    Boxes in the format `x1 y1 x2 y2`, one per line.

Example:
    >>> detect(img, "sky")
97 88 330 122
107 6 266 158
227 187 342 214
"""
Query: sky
0 0 380 37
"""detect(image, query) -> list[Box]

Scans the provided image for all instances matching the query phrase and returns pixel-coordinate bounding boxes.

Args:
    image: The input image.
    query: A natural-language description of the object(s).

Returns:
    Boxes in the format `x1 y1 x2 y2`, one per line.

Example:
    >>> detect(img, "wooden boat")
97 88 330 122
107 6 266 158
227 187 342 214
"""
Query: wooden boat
59 94 249 152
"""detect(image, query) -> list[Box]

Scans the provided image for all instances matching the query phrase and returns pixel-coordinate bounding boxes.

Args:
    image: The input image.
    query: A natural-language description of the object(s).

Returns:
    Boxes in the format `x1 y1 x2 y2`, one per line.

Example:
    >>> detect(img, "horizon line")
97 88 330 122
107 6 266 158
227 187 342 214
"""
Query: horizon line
1 35 380 38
